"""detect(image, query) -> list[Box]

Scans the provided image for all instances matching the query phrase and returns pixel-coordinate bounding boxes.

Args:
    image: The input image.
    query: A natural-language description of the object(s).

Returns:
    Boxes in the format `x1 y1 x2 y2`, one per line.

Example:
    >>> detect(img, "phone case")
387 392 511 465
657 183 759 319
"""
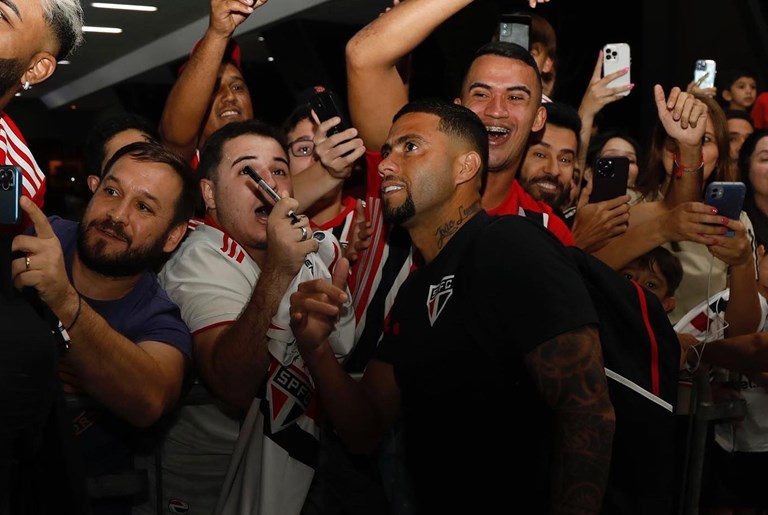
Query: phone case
499 13 531 49
0 166 21 225
603 43 631 96
309 89 351 137
590 157 629 203
694 59 716 89
705 182 744 221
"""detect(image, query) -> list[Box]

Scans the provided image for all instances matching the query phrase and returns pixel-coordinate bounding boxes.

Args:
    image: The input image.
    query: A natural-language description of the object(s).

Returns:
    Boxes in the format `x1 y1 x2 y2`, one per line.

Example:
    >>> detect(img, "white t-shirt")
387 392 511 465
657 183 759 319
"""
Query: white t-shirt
157 222 354 515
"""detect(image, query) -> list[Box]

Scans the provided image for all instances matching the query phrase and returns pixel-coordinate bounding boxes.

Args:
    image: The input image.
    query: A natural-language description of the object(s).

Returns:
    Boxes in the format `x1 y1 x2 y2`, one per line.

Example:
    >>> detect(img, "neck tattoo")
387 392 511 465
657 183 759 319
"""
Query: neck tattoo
435 202 481 250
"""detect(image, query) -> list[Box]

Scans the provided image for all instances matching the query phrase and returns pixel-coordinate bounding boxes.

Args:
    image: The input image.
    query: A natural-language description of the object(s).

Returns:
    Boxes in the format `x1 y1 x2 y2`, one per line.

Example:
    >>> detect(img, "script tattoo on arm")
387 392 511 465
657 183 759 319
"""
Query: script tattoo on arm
524 325 615 515
434 202 481 249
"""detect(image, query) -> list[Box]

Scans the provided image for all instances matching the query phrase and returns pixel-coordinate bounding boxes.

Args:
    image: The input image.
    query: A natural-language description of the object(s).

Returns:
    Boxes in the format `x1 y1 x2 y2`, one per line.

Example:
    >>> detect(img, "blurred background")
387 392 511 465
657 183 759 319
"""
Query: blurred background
10 0 768 217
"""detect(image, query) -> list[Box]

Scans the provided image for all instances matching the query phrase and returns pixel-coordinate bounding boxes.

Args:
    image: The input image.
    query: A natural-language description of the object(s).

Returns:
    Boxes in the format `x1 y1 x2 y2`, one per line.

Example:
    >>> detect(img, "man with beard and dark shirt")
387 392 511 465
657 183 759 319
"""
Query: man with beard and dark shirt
290 100 615 514
10 141 196 514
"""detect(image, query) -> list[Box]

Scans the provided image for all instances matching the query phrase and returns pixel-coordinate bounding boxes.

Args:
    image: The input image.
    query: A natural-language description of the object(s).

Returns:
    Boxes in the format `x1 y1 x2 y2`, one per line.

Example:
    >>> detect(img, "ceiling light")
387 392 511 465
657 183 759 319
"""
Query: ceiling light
267 56 275 62
82 26 123 33
258 36 265 42
91 2 157 11
58 60 70 65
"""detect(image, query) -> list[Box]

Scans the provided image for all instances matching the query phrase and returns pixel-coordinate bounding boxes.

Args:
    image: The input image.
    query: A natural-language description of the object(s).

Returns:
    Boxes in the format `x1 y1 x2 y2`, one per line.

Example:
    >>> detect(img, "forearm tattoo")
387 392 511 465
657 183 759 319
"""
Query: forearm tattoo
525 326 615 515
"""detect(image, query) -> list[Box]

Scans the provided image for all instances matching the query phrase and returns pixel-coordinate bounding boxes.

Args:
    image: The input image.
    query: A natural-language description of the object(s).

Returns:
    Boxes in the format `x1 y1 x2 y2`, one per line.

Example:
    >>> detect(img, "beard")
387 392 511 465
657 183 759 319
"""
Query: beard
522 176 571 211
77 218 170 277
383 190 416 226
0 57 26 97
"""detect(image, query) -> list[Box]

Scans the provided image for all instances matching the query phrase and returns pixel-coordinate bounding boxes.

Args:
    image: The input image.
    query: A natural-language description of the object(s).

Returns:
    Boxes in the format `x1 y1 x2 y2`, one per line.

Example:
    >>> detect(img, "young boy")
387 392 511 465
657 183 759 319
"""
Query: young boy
720 69 758 112
620 246 682 314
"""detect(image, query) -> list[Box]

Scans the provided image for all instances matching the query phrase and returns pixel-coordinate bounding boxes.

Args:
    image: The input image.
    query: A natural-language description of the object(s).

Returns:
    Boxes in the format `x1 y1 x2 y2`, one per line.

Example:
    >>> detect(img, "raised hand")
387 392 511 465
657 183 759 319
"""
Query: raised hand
578 50 633 121
311 112 366 179
707 218 753 267
572 180 631 253
264 193 319 276
208 0 264 39
290 258 350 356
653 84 708 149
344 199 371 264
11 197 77 313
659 201 727 245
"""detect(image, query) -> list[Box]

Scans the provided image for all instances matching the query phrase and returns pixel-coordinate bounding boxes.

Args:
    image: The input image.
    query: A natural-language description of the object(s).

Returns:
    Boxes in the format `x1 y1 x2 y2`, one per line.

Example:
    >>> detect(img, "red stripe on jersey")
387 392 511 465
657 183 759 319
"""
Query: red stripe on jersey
690 312 710 333
192 320 235 335
236 250 245 263
269 322 285 331
633 281 661 396
221 234 231 254
228 242 238 259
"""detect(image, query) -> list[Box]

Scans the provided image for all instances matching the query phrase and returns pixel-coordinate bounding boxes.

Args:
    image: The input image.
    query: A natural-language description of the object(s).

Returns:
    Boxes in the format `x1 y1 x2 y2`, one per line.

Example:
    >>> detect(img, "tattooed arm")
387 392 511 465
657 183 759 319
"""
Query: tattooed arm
524 325 615 515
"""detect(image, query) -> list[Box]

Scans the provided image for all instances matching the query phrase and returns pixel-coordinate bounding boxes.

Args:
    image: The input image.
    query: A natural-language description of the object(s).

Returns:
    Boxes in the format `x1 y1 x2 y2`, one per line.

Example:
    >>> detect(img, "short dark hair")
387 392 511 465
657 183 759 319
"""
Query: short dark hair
725 109 753 125
739 128 768 196
636 247 683 298
392 99 489 177
283 105 312 135
462 42 542 101
101 141 197 226
720 68 757 91
542 102 581 153
198 120 289 182
85 113 159 177
586 130 642 170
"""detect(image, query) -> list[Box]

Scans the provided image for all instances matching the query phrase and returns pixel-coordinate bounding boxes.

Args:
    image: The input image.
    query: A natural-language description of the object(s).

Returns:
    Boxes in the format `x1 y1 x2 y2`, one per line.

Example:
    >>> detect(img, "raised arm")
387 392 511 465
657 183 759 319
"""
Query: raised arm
346 0 473 151
290 259 400 453
524 325 615 514
159 0 261 160
194 198 319 408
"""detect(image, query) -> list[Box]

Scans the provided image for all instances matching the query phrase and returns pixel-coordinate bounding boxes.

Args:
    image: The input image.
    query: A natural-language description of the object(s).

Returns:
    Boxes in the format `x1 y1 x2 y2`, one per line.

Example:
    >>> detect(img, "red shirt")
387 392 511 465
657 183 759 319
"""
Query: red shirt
752 92 768 130
485 179 574 246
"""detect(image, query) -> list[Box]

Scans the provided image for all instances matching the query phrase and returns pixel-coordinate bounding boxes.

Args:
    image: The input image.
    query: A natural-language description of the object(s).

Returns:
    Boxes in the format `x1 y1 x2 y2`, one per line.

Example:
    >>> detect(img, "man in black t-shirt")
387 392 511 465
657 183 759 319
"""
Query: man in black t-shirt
289 100 616 513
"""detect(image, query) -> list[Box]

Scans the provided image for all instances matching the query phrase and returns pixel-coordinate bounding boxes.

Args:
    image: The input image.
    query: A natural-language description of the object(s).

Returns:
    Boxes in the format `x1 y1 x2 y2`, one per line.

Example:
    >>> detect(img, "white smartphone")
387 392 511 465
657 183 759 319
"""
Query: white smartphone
694 59 716 89
602 43 631 96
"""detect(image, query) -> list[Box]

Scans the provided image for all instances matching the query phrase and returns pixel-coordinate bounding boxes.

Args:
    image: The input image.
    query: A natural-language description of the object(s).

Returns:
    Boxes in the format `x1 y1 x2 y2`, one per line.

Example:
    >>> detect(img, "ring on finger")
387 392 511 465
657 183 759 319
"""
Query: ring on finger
299 226 308 242
25 256 31 271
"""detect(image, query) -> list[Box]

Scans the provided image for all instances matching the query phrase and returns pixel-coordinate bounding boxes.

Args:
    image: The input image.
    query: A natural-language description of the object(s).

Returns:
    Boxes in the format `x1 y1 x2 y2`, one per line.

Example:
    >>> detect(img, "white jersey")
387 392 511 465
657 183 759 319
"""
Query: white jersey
157 222 354 515
675 289 768 452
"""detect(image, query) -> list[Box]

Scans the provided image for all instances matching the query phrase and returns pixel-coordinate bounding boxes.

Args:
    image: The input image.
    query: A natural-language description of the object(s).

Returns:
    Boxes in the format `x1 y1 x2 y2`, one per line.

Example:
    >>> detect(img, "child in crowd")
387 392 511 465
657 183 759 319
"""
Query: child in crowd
720 69 758 112
620 246 683 314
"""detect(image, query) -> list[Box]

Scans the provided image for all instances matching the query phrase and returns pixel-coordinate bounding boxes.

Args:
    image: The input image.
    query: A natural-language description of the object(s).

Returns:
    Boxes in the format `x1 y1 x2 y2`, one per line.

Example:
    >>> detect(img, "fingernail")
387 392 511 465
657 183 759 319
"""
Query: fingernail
628 83 635 90
340 293 348 302
722 217 729 225
622 67 629 72
711 207 718 214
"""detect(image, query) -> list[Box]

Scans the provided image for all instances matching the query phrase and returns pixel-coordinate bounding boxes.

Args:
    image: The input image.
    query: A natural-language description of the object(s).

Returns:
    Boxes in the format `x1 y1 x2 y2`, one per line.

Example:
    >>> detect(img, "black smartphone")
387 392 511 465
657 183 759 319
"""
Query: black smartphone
0 166 21 225
590 157 629 203
705 181 745 237
499 13 531 50
309 88 351 137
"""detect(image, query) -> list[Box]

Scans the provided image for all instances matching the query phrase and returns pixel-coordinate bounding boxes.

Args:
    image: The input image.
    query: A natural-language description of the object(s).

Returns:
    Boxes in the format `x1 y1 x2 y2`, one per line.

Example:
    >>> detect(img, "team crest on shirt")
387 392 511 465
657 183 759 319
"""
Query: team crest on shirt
426 274 454 326
267 362 314 432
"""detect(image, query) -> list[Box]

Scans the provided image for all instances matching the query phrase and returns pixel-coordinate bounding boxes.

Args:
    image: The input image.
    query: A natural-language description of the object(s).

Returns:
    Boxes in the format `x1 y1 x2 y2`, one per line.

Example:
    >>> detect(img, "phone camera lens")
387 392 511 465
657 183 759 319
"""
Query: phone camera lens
606 55 612 60
611 51 618 56
0 170 11 191
597 159 614 177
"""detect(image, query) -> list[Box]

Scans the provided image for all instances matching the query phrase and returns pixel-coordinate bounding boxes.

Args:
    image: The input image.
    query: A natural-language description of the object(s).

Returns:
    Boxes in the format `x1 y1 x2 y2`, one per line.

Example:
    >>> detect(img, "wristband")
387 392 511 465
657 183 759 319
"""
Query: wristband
673 152 704 178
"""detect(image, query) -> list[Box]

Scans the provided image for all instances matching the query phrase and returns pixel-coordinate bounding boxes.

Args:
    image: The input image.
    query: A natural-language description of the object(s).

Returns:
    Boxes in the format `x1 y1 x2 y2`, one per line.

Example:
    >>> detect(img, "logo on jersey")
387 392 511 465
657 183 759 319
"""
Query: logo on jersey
267 362 314 432
426 274 454 326
168 499 189 514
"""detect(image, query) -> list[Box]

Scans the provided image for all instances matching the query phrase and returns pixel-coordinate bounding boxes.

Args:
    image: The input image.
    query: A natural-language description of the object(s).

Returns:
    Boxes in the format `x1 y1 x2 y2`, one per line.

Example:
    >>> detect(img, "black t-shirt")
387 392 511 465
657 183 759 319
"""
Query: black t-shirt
376 211 598 512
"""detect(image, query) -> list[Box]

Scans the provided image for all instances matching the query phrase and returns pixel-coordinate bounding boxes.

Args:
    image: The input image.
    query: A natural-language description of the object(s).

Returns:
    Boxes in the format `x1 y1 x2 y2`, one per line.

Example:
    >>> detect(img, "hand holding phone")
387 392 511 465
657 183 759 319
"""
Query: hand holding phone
589 157 629 203
602 43 631 97
0 166 21 225
309 88 351 137
704 181 745 237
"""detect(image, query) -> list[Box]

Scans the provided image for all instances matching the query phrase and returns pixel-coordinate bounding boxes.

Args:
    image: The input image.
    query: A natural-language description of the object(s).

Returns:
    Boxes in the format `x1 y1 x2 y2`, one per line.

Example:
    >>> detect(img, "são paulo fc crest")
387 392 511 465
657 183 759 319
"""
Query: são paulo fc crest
267 363 313 432
426 274 454 326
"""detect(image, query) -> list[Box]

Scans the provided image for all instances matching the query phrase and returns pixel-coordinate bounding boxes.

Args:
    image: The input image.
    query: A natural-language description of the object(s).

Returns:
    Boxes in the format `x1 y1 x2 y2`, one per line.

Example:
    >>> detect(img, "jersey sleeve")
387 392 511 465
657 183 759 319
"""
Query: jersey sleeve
464 216 597 358
365 151 383 200
159 237 256 334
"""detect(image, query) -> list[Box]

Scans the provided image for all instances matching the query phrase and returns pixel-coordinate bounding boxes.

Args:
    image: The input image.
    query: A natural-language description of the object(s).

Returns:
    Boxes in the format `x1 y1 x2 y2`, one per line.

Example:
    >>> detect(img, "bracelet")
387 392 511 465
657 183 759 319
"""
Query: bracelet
65 294 82 332
673 152 704 178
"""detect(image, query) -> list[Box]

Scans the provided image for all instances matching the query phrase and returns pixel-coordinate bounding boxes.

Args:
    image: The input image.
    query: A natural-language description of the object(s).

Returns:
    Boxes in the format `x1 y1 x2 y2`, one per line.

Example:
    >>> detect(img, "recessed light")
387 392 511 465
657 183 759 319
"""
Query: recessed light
267 56 275 62
91 2 157 11
82 26 123 34
258 36 265 42
70 177 76 182
14 93 20 97
58 60 71 65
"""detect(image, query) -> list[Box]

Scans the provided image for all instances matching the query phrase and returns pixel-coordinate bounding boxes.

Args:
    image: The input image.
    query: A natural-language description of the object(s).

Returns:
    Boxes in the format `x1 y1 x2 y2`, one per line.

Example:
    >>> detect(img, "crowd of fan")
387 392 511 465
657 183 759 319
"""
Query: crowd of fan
6 0 768 514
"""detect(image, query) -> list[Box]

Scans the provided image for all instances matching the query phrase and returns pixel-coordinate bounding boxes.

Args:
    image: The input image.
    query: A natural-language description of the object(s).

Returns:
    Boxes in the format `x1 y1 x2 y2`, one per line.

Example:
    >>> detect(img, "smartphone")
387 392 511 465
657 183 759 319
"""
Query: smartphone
499 13 531 50
602 43 631 96
694 59 716 90
590 157 629 203
309 88 351 137
705 181 745 237
0 166 21 225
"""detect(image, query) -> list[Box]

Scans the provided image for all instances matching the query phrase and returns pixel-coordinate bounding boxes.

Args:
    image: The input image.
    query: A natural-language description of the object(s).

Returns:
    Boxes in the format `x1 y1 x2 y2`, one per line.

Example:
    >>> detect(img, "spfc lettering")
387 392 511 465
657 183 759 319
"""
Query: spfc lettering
267 364 314 432
426 274 454 326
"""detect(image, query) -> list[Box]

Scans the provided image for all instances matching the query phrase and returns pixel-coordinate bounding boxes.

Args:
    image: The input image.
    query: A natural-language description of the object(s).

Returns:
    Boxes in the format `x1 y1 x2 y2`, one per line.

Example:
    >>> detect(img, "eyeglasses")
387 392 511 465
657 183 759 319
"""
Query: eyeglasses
289 138 315 158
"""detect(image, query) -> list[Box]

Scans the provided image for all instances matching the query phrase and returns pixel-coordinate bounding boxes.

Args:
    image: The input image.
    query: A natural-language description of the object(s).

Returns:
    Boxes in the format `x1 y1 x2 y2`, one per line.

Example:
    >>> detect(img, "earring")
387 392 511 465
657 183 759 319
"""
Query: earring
22 81 31 91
